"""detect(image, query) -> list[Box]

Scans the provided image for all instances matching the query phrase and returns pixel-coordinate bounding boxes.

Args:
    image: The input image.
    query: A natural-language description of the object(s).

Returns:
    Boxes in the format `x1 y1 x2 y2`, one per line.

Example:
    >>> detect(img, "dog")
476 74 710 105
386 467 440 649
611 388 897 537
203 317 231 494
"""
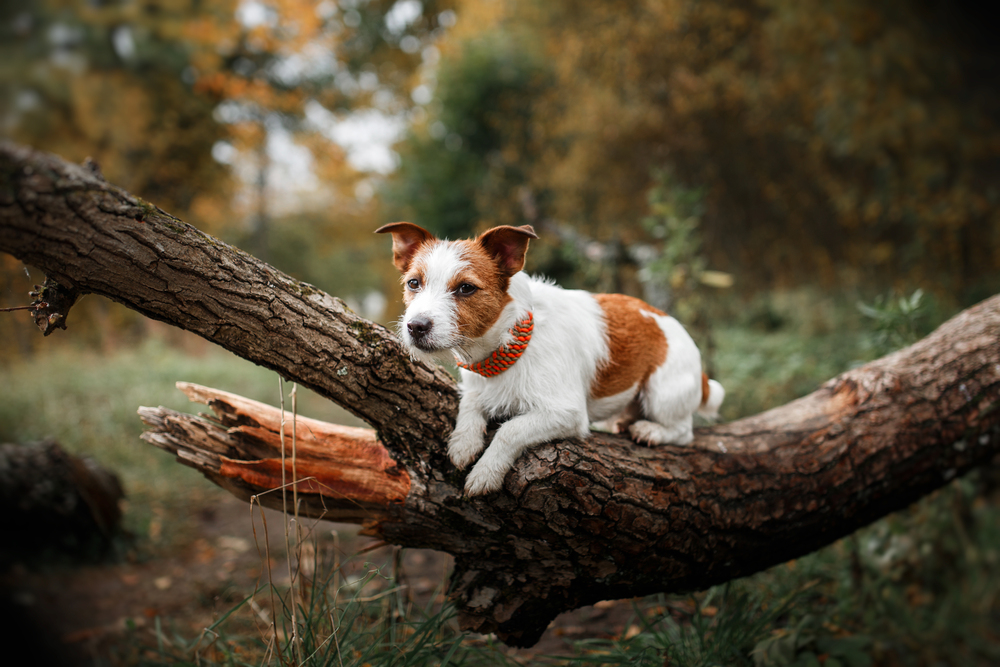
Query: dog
375 222 724 496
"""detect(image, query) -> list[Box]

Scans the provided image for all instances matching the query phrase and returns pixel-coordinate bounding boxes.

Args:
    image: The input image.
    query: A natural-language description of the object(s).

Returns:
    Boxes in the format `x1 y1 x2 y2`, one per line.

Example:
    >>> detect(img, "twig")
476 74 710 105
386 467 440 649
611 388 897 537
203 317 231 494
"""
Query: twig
278 377 302 666
352 586 411 603
248 494 280 661
330 610 345 667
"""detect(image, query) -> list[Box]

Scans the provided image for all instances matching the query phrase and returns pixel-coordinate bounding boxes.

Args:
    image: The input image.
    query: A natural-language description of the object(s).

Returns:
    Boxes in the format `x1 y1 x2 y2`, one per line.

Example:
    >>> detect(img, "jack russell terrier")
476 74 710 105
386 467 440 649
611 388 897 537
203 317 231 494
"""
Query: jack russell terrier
376 222 724 496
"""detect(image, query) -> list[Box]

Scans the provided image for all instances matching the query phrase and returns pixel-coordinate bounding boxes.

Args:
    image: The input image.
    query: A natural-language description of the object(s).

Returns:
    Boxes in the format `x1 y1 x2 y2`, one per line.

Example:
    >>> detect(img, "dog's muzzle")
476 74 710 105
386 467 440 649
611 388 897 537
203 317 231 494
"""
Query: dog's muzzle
406 315 436 350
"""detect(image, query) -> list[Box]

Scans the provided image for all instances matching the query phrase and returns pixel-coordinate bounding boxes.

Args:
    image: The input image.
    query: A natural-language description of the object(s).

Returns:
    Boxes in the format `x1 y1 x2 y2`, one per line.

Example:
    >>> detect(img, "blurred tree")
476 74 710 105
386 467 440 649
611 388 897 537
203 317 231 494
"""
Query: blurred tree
1 0 458 222
183 0 457 257
529 0 1000 292
382 30 547 239
0 0 230 227
388 0 1000 297
0 0 459 357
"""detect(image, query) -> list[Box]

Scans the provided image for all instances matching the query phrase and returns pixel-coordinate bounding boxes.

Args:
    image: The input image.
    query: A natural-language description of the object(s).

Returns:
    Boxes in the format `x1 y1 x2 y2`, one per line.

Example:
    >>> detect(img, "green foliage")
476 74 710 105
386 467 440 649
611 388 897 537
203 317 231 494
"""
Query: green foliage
635 170 735 326
385 32 547 238
244 212 385 302
711 289 874 418
386 128 485 239
0 330 362 545
757 473 1000 666
640 171 709 298
752 615 873 667
856 289 932 356
566 584 799 667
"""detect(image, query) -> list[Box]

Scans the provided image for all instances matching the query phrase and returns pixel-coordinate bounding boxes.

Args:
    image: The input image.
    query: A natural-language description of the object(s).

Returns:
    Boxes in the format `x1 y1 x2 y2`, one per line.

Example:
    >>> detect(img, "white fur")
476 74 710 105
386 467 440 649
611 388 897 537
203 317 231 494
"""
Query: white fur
699 379 725 418
628 312 703 445
448 274 608 493
400 242 468 362
587 383 639 422
400 268 724 495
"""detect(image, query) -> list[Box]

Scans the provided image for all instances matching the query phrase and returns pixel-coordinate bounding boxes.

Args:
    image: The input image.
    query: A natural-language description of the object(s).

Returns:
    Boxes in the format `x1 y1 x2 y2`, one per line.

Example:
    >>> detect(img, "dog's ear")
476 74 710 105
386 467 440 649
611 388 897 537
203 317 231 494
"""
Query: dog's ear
375 222 435 273
477 225 538 277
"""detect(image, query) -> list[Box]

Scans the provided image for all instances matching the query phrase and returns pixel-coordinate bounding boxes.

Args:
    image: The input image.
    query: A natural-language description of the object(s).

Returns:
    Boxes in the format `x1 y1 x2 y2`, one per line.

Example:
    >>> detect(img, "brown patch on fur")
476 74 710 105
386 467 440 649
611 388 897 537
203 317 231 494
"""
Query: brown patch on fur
477 225 537 277
700 373 710 406
591 294 668 400
375 222 435 273
399 246 431 308
450 240 513 338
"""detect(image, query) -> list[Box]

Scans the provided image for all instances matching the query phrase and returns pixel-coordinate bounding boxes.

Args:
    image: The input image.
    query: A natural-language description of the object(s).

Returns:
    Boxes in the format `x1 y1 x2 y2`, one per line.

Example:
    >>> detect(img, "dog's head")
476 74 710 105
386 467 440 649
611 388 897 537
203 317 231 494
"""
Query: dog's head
375 222 537 358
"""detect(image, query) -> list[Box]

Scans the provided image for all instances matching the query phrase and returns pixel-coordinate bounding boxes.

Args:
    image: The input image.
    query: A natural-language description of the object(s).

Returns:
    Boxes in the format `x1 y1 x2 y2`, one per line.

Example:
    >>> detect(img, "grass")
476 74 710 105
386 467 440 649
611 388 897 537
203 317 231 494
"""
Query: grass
0 327 364 547
2 288 998 665
706 286 949 420
131 542 513 666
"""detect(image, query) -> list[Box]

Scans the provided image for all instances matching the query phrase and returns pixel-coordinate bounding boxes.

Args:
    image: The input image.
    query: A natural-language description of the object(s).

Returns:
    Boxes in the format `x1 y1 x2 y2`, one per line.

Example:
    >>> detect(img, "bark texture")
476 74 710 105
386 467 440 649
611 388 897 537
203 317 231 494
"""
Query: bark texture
0 141 456 452
3 142 1000 647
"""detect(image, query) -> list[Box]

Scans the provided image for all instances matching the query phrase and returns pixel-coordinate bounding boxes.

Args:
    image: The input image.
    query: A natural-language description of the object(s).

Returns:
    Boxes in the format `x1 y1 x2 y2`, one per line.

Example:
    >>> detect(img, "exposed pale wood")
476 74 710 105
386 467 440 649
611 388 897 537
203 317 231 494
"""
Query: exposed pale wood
138 383 410 523
3 141 1000 647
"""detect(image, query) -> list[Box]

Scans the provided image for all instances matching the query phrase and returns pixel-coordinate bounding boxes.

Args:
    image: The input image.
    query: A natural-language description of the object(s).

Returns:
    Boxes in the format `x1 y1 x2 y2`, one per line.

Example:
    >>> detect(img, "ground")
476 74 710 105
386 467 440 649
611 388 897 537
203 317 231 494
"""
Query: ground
0 492 640 665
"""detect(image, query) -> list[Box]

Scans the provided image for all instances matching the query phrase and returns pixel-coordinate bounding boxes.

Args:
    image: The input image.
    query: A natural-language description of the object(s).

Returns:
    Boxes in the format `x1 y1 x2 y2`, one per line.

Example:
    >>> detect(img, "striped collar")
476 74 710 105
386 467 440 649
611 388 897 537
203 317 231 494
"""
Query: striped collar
455 312 534 378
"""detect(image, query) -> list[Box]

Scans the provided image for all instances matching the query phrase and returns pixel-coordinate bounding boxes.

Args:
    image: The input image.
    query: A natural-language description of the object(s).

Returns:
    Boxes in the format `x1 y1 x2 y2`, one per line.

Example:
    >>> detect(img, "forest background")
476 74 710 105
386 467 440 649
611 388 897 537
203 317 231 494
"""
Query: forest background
2 0 1000 664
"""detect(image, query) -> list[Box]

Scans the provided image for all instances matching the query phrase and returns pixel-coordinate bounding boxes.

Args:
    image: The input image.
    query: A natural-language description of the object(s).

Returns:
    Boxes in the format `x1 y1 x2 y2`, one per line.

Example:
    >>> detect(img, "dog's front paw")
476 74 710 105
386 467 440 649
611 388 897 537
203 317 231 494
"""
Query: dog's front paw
463 458 508 496
448 431 485 470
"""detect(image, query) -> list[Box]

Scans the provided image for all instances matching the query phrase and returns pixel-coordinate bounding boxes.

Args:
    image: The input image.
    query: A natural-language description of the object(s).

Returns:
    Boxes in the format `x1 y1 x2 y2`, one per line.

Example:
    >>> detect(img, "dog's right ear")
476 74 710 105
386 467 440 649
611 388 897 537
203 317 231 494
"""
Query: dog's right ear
375 222 435 273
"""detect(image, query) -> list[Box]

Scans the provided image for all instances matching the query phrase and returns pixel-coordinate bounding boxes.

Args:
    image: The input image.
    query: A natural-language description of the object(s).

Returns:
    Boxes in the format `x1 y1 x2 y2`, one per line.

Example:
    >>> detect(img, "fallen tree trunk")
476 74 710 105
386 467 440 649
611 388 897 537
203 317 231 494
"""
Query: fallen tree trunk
2 142 999 646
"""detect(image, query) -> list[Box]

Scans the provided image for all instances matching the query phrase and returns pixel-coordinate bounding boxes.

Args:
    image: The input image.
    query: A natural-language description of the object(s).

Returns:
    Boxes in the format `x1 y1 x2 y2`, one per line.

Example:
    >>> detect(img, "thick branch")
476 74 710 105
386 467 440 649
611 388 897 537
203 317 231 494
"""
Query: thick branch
4 142 1000 647
0 141 457 451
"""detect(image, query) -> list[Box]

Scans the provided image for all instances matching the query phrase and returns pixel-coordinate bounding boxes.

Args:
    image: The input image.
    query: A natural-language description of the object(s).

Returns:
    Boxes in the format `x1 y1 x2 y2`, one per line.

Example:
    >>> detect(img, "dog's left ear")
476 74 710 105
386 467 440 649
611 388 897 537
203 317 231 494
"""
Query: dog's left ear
477 225 538 277
375 222 435 273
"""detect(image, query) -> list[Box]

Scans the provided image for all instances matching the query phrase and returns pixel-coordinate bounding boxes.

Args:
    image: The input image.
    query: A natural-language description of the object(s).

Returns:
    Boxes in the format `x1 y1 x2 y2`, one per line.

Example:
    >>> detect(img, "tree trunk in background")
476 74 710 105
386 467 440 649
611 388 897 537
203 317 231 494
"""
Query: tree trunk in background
2 142 999 647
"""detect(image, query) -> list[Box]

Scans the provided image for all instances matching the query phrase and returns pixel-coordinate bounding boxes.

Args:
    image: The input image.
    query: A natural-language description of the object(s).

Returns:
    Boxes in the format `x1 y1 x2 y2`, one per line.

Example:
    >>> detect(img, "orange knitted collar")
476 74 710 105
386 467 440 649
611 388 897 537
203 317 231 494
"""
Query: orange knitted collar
455 312 534 378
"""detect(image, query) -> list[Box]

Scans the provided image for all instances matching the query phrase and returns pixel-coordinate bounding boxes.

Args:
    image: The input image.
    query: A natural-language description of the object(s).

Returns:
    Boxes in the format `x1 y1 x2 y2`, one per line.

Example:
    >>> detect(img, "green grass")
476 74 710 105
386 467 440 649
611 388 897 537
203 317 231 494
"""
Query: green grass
0 330 365 545
707 287 947 420
132 544 517 667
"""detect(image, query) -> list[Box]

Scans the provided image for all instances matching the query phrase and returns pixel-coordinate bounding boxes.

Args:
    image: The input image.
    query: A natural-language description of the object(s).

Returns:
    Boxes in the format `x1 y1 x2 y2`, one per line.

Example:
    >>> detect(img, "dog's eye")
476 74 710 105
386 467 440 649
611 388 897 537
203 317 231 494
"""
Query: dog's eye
456 283 478 296
406 278 421 290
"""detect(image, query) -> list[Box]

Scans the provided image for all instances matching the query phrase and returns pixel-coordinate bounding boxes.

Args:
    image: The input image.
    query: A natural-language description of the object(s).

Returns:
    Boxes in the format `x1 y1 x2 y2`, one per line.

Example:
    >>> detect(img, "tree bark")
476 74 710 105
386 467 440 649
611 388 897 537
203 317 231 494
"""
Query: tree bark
0 141 456 452
2 142 999 647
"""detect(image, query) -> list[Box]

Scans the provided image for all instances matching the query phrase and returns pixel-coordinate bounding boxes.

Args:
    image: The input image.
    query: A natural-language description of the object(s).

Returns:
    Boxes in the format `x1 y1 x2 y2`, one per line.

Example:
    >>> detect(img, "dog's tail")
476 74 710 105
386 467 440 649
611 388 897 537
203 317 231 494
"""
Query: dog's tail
697 373 725 419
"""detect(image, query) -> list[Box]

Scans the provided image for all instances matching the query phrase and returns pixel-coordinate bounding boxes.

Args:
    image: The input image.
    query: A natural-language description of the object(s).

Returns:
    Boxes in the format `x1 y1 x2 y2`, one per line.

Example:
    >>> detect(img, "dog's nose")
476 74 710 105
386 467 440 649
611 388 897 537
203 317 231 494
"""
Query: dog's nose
407 316 433 340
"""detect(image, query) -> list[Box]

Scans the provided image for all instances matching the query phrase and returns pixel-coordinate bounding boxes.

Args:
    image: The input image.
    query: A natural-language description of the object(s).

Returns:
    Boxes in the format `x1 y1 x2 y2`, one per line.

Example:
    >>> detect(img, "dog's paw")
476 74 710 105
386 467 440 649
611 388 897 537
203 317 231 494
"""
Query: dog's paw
628 420 694 446
463 459 508 496
447 431 485 470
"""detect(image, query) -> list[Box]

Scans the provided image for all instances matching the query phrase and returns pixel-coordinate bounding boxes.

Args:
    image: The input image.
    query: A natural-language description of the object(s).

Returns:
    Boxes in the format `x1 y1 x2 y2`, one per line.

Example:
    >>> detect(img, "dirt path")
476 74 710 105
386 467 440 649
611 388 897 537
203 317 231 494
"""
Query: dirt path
1 494 636 665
